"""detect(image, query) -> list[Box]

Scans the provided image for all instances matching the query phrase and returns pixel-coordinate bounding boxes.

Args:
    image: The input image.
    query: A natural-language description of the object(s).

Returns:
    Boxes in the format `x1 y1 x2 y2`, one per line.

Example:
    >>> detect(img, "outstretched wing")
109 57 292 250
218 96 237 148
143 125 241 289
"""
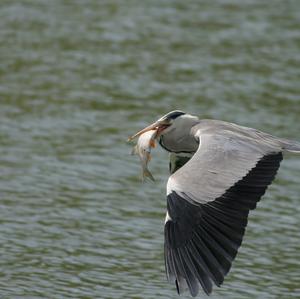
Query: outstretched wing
164 131 283 296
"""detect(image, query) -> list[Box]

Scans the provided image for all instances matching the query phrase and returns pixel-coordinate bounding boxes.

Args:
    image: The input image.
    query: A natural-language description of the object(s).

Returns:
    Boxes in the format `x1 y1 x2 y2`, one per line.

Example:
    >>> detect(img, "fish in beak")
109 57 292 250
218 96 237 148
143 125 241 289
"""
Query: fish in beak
131 130 157 182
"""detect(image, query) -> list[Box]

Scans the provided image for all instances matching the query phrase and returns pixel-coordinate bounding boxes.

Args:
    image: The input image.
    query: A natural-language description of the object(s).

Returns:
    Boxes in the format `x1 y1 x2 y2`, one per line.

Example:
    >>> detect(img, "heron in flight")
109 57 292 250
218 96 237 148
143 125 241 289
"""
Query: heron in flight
129 110 300 297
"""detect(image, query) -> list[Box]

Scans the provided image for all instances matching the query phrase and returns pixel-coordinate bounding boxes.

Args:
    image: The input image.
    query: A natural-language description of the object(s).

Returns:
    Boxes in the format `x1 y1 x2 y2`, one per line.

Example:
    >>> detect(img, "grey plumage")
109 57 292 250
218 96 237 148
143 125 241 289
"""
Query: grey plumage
163 116 299 296
167 119 296 204
129 111 300 297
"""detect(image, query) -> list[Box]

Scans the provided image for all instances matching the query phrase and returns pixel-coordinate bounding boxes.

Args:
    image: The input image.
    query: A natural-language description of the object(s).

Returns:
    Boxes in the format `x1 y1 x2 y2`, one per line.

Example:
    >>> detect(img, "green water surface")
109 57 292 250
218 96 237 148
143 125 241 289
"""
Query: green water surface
0 1 299 298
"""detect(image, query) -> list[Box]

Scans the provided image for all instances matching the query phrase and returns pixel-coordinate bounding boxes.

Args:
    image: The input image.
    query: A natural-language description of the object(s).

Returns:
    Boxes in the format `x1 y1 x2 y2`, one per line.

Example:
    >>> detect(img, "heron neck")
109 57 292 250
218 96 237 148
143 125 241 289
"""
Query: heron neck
159 127 199 154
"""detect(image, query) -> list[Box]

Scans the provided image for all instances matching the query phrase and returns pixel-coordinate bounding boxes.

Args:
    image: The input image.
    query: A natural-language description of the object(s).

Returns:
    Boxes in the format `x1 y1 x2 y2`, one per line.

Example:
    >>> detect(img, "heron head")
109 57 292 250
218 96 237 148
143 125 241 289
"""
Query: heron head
128 110 187 141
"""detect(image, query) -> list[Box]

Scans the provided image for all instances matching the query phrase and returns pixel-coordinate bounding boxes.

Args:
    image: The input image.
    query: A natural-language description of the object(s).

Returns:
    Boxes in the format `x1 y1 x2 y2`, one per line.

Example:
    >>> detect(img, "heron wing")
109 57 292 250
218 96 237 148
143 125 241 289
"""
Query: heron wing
164 131 283 296
168 129 282 203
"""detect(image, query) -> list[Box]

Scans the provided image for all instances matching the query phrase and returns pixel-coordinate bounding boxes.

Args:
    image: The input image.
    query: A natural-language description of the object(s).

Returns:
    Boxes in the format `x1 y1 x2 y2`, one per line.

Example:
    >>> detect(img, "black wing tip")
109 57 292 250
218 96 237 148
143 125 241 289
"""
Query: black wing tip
165 152 283 297
165 192 235 296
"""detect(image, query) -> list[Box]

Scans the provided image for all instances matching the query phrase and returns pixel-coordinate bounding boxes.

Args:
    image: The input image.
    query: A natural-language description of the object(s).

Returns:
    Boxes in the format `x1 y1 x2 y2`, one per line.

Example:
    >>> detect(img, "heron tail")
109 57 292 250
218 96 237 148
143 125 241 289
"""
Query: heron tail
280 139 300 153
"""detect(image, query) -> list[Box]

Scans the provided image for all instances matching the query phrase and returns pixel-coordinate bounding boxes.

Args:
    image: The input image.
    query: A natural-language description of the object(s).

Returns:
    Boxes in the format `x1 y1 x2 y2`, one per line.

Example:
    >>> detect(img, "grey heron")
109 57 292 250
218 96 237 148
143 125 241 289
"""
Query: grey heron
129 110 300 297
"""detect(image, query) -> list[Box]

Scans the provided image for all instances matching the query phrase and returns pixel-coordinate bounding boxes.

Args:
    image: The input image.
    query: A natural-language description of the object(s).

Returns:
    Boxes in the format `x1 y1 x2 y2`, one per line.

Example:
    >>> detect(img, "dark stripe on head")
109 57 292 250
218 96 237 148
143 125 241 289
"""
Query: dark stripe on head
162 110 186 120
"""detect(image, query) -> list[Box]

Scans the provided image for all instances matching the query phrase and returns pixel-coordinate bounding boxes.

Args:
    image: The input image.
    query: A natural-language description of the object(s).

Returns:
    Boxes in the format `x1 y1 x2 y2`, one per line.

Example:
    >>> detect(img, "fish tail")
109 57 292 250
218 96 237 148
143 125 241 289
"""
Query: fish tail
143 168 155 182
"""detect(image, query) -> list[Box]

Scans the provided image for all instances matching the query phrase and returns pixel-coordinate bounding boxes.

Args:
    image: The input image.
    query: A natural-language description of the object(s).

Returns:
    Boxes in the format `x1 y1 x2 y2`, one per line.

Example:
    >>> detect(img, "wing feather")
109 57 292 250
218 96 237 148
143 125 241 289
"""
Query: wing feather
164 129 283 296
168 132 280 203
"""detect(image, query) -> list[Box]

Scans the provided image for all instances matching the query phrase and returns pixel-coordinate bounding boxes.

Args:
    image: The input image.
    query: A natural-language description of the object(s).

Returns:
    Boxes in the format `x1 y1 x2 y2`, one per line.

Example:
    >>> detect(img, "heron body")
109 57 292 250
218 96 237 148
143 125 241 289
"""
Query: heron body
129 111 300 297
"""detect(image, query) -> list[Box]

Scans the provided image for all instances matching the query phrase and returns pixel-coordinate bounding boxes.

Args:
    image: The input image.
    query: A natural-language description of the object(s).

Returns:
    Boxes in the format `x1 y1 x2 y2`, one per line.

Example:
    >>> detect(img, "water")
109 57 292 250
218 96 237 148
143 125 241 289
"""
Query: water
0 0 300 298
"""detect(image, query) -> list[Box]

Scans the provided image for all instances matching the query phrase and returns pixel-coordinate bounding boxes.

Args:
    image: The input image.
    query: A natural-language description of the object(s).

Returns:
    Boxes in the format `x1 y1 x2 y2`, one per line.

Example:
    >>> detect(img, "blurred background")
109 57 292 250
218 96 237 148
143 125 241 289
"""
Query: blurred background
0 0 299 298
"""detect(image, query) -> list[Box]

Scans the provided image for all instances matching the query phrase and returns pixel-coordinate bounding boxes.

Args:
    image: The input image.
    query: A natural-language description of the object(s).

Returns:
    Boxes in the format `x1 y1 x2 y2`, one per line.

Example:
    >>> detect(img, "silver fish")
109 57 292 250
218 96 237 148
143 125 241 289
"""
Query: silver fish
131 129 157 181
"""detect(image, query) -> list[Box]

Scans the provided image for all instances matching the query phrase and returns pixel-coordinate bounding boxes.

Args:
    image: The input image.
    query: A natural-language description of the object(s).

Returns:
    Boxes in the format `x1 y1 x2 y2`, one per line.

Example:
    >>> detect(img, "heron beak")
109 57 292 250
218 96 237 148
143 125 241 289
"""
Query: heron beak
128 120 170 141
